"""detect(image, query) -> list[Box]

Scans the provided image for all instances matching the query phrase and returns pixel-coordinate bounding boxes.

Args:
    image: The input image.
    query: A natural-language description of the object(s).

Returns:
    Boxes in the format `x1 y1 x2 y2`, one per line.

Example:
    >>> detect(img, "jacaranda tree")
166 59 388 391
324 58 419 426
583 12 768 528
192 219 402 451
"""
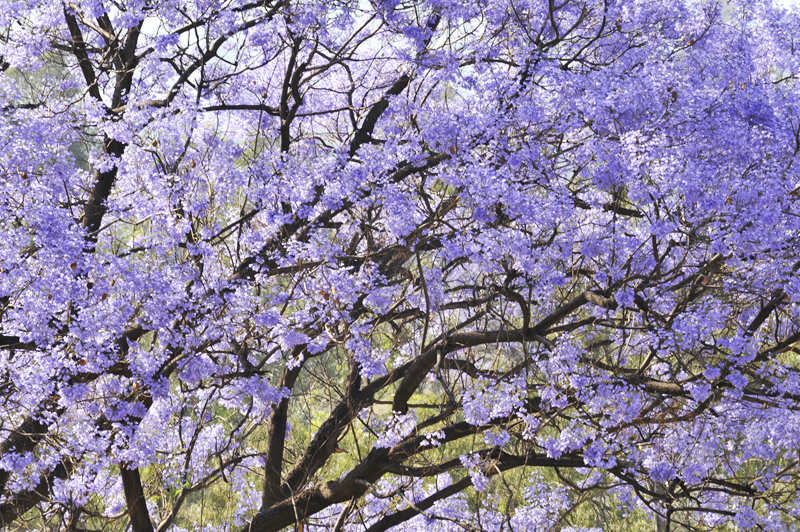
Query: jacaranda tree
1 0 800 530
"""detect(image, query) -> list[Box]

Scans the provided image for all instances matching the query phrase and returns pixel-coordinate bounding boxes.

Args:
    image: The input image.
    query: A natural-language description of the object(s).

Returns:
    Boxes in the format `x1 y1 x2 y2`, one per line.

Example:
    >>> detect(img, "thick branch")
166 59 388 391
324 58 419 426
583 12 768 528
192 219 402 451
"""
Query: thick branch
63 9 102 101
261 362 302 507
121 466 154 532
347 14 440 157
0 460 72 526
0 415 50 494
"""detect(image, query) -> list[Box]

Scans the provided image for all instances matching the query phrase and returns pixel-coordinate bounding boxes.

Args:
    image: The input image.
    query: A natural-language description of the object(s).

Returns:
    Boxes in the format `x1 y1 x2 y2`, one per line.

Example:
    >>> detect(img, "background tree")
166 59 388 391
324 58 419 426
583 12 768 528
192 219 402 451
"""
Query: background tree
1 0 800 530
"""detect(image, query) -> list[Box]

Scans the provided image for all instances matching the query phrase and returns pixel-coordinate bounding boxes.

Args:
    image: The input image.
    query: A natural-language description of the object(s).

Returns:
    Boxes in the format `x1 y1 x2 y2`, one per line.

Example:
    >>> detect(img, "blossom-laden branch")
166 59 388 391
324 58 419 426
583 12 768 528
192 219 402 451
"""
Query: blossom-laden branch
1 1 800 531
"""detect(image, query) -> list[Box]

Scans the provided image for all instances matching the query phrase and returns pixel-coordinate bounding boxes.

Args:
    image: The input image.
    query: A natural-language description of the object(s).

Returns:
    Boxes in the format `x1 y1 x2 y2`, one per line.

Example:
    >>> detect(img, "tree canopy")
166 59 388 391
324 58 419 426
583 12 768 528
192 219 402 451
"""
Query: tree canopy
2 0 800 530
